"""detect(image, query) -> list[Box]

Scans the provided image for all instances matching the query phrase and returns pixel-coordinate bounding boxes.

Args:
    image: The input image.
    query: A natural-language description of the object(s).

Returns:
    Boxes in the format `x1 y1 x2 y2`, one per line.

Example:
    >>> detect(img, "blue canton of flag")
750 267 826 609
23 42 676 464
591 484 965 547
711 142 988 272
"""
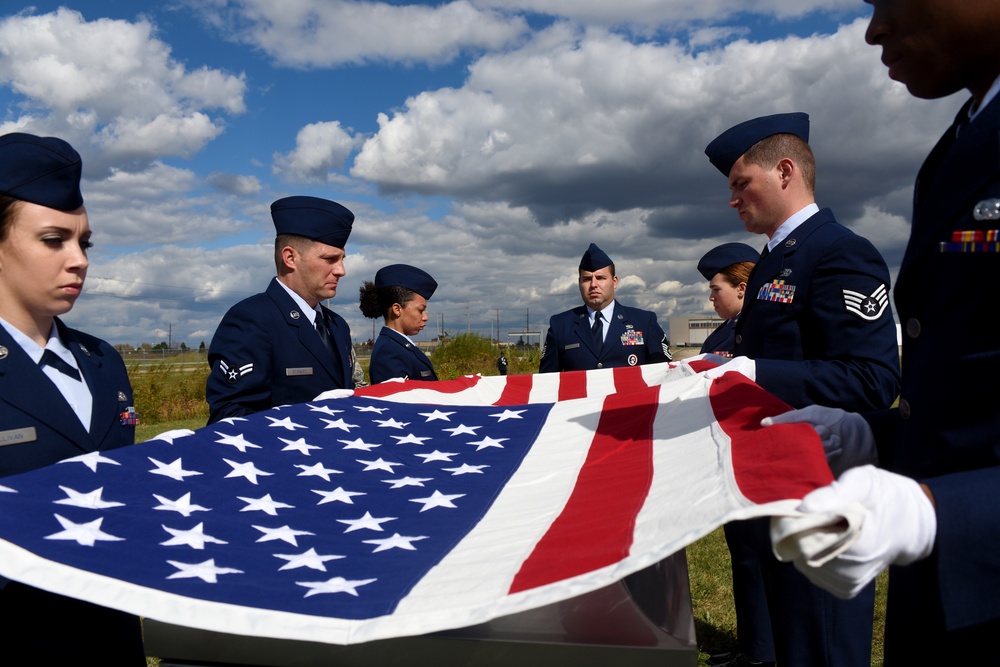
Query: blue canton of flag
0 397 550 621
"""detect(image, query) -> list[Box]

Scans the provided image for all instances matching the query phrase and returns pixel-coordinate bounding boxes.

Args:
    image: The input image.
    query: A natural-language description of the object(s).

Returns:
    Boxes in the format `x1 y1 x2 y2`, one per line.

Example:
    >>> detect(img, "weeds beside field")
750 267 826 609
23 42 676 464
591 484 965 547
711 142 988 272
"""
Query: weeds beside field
128 339 886 667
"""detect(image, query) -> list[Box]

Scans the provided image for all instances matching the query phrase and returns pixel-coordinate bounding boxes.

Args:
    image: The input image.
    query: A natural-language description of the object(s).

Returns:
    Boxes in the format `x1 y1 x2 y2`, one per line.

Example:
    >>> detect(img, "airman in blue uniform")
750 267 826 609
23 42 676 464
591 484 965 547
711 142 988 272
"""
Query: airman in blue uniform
206 196 356 424
359 264 438 384
767 3 1000 664
697 242 758 357
704 113 900 667
0 132 145 663
539 243 670 373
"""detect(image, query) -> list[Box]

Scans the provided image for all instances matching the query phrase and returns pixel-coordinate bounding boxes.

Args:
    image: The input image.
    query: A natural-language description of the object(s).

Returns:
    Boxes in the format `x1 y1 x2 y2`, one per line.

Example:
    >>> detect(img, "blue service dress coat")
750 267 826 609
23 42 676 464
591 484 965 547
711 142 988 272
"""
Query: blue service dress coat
539 302 669 373
207 278 354 424
369 326 437 384
732 209 901 667
863 95 1000 664
735 208 900 412
0 318 145 664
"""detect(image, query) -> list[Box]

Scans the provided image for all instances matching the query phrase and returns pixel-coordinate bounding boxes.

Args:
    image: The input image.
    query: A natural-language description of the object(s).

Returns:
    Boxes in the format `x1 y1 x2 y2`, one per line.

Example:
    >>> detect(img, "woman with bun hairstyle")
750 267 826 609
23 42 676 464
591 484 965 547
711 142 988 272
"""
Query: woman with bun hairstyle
359 264 438 384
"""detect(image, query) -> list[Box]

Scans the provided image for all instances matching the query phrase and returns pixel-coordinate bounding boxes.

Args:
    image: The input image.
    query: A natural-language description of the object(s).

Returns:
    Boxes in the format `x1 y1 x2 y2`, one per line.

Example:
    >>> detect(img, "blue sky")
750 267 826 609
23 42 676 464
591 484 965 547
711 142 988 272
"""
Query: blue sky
0 1 965 347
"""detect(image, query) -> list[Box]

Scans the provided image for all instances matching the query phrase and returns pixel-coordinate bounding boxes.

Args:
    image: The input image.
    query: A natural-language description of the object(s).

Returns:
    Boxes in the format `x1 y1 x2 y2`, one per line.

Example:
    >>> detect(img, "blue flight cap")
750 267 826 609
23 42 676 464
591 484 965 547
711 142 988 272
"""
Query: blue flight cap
375 264 438 300
271 195 354 248
0 132 83 211
697 242 760 280
579 243 613 271
705 112 810 176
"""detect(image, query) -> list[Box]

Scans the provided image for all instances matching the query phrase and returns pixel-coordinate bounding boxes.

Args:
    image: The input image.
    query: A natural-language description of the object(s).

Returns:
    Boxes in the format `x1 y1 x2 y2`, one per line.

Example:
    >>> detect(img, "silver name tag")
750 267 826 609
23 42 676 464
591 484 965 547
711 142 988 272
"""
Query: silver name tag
0 427 38 447
286 367 314 377
565 343 580 350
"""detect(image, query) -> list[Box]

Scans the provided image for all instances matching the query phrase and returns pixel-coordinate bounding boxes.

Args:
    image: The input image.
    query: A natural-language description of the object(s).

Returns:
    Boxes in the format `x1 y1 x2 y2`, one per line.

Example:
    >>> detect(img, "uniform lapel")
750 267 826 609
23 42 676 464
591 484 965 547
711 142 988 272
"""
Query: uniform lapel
573 308 602 357
0 325 93 451
265 279 339 379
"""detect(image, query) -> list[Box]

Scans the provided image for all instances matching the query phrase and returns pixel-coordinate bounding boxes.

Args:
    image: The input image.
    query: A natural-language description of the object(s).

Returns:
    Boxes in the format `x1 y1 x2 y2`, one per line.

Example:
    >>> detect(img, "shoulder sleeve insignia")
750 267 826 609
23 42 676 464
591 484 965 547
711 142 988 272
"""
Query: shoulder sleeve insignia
843 284 889 321
219 359 254 384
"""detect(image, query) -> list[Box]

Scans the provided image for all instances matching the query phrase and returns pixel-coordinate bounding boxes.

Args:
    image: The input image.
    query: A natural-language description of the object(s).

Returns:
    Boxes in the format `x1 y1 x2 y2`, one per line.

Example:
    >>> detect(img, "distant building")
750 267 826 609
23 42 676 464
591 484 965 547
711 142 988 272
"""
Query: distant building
669 314 726 348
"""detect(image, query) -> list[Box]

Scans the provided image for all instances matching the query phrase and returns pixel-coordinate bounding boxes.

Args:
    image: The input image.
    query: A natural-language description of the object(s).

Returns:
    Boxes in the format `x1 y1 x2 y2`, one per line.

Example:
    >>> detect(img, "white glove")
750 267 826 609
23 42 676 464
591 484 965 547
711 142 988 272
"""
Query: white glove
149 429 195 443
703 355 756 382
312 388 356 400
771 465 936 600
761 405 877 475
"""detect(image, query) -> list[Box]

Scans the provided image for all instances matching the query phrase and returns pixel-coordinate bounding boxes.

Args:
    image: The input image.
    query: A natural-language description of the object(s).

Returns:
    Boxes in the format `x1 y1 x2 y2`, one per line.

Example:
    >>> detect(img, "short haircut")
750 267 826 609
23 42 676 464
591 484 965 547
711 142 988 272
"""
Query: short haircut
274 233 313 272
743 133 816 194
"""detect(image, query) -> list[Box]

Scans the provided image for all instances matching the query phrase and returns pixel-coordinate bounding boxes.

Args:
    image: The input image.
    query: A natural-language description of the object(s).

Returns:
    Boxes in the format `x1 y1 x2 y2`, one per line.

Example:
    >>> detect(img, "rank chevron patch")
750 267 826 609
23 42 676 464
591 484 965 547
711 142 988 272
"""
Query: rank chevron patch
842 284 889 321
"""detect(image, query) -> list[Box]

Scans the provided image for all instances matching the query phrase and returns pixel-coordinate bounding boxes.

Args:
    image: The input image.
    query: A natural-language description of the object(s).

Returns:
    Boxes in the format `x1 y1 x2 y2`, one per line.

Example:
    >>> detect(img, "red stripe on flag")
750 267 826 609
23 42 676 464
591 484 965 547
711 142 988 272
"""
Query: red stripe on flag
556 369 588 401
709 373 834 503
494 374 533 405
508 386 659 593
612 365 650 393
356 374 482 398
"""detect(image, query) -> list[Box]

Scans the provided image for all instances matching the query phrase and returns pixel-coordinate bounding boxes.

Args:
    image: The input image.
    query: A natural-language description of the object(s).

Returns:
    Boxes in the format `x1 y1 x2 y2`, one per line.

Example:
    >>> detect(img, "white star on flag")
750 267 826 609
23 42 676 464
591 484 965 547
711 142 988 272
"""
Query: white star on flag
418 410 454 422
152 492 210 517
363 533 428 552
321 418 359 432
374 418 408 429
443 464 488 475
442 424 480 436
278 437 320 456
391 433 431 445
223 459 273 484
148 457 202 481
382 476 432 489
490 409 526 422
295 462 342 481
312 487 365 505
45 514 124 546
297 576 377 597
337 511 396 533
55 486 124 509
213 432 261 452
59 451 121 473
167 559 243 583
266 416 307 431
274 548 344 571
409 490 465 512
308 404 343 416
466 436 508 451
238 493 294 515
414 451 457 463
356 458 402 473
253 525 314 546
338 437 380 451
160 522 228 549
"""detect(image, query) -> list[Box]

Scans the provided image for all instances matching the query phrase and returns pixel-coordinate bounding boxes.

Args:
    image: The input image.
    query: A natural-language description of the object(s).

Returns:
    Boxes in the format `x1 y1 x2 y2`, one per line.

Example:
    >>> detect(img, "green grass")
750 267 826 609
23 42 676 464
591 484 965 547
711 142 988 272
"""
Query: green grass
687 528 888 666
128 344 889 665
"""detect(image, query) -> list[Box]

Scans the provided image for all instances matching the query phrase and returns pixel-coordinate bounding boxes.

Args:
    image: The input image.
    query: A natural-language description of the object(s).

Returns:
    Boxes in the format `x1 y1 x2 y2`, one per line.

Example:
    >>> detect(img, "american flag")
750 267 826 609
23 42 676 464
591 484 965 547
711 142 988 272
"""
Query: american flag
0 363 832 644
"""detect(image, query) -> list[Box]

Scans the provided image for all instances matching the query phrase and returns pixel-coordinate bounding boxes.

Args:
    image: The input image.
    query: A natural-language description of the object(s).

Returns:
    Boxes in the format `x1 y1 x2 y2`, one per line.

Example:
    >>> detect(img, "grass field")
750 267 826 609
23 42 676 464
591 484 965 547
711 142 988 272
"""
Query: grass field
131 342 887 667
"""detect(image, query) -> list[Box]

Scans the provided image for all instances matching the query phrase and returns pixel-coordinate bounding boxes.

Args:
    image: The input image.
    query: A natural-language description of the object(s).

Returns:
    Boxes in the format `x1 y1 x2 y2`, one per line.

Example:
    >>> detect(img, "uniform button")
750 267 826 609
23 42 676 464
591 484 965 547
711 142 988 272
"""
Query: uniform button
898 399 911 420
735 335 743 345
905 319 921 338
597 362 604 369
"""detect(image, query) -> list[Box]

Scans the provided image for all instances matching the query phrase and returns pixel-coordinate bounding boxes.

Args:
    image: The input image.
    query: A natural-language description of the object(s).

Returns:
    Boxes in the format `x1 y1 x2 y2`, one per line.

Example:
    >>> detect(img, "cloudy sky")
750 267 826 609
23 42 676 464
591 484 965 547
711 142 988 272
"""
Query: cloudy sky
0 1 965 348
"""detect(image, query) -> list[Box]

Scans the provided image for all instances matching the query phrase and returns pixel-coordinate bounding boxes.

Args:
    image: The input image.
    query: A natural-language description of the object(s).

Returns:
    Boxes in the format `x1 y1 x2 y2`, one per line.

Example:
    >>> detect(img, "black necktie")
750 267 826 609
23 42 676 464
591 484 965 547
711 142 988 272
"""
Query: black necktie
592 311 604 349
39 349 81 381
315 312 336 358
